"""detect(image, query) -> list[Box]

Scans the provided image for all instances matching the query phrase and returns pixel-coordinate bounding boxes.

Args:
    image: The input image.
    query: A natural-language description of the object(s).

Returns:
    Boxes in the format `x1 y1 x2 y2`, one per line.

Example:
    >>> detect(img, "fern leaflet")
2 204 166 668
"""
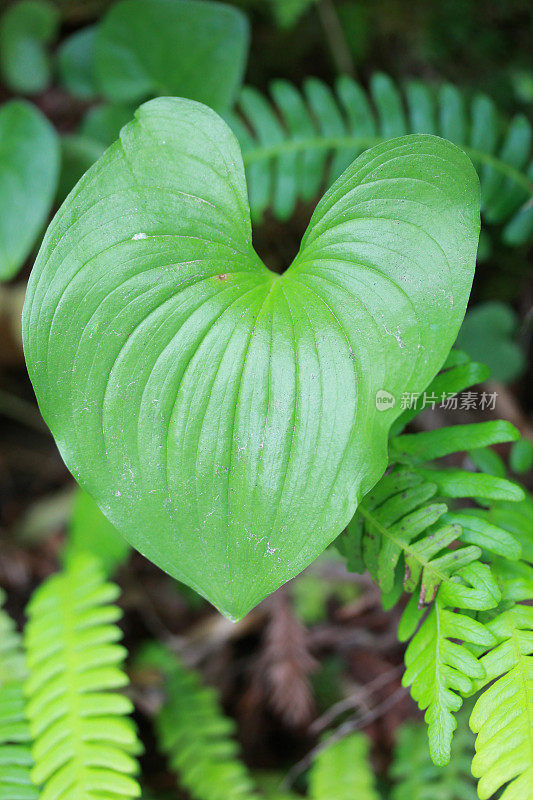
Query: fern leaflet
23 554 141 800
0 589 38 800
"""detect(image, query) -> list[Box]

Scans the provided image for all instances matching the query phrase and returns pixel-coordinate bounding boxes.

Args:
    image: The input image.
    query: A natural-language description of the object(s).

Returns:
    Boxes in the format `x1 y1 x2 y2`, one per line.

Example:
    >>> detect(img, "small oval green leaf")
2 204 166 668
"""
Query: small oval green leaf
0 100 59 281
0 0 59 94
22 98 480 619
95 0 250 112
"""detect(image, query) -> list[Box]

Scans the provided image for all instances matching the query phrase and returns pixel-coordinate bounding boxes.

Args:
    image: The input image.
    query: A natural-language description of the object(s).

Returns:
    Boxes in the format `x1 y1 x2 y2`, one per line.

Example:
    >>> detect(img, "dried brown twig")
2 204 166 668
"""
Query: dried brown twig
309 664 404 734
283 684 408 788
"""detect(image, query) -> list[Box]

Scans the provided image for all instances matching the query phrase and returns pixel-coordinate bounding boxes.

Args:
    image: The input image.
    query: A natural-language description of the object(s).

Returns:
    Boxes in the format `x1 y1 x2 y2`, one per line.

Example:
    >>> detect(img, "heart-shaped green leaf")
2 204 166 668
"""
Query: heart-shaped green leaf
95 0 249 112
23 98 480 619
0 100 59 281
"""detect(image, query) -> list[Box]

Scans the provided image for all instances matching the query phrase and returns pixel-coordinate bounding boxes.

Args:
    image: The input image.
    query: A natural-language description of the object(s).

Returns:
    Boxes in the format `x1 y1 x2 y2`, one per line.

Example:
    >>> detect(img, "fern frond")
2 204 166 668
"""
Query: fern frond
140 644 258 800
432 447 533 798
352 467 498 606
0 589 38 800
23 555 141 800
308 733 379 800
336 350 525 765
391 712 476 800
471 490 533 566
229 74 533 245
399 593 497 766
338 464 519 612
470 604 533 800
467 552 533 800
338 349 522 605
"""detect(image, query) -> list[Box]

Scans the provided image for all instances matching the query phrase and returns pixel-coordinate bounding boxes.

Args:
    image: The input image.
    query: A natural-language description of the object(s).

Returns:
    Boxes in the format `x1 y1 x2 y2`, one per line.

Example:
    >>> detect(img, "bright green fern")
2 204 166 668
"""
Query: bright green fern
468 552 533 800
0 589 38 800
308 733 379 800
228 73 533 247
337 349 528 768
457 461 533 798
23 554 141 800
141 646 384 800
140 644 259 800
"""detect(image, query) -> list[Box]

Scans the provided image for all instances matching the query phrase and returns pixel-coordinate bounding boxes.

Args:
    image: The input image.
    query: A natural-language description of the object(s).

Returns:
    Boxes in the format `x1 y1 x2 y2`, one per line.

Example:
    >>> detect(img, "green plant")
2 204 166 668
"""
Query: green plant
2 519 530 799
510 438 533 474
0 100 59 281
22 97 480 620
0 590 38 800
1 3 532 799
95 0 250 111
472 490 533 563
469 603 533 800
23 555 142 800
464 501 533 800
53 0 252 213
139 643 382 800
140 644 259 800
0 0 59 94
336 349 531 768
333 348 533 799
226 73 533 246
23 92 531 793
308 732 379 800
